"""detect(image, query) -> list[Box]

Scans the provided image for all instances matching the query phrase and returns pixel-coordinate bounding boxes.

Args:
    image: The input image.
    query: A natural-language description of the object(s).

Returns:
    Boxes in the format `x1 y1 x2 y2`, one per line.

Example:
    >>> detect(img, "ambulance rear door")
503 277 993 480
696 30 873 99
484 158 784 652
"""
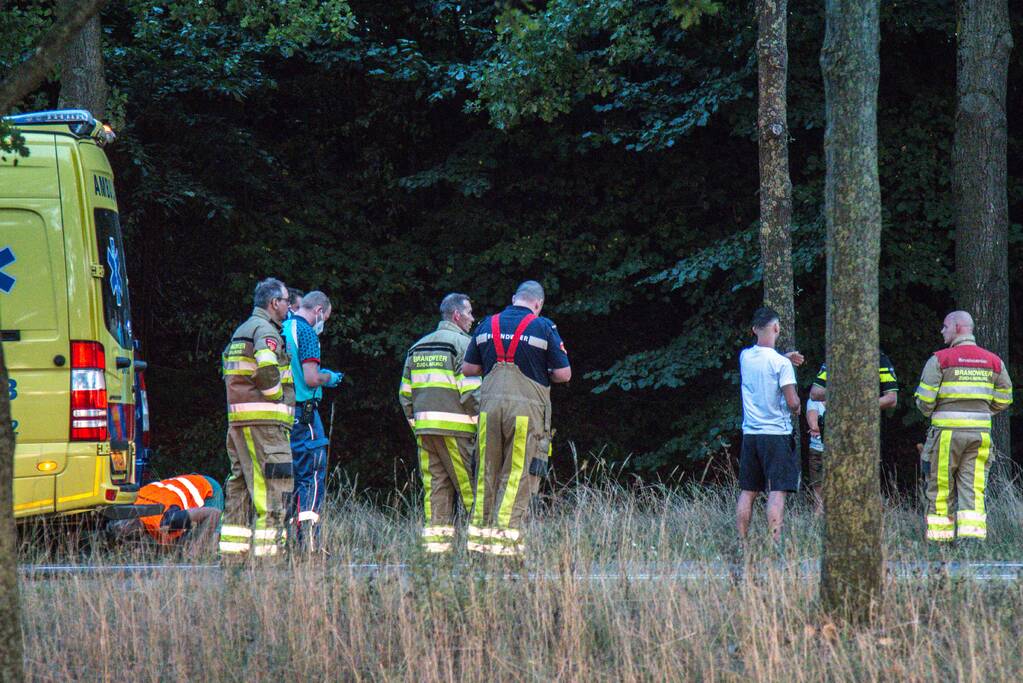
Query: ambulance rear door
0 135 69 515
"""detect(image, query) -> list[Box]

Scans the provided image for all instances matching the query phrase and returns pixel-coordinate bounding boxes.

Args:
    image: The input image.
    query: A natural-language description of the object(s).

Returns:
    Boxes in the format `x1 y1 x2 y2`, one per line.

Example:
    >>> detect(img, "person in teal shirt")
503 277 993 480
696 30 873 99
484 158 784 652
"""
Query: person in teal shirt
282 290 343 551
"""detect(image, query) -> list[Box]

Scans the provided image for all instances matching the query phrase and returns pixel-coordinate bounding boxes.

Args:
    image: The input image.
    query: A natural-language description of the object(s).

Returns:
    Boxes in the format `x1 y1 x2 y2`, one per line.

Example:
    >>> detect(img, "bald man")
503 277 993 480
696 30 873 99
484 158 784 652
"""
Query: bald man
914 311 1013 543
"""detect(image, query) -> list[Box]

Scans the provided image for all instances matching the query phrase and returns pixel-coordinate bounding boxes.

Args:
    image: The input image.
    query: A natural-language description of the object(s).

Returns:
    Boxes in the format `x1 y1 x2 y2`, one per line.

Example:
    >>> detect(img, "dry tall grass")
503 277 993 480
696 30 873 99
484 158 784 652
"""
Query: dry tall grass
18 481 1023 681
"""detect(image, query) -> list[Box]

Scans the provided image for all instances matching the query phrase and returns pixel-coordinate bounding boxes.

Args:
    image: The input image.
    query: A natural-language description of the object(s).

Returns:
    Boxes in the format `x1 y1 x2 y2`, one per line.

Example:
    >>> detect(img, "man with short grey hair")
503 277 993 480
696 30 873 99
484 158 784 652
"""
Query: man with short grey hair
462 280 571 558
282 290 343 551
219 277 295 560
399 293 480 554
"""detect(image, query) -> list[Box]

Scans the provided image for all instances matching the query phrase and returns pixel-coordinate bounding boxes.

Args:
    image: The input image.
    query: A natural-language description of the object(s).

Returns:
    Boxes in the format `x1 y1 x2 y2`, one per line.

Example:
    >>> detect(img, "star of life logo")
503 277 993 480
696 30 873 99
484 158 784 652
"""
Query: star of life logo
107 237 124 307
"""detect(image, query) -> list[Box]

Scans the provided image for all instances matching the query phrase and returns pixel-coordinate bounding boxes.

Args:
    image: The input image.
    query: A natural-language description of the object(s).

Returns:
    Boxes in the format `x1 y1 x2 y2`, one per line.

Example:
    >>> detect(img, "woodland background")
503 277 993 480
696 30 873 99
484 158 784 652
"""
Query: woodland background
4 0 1021 491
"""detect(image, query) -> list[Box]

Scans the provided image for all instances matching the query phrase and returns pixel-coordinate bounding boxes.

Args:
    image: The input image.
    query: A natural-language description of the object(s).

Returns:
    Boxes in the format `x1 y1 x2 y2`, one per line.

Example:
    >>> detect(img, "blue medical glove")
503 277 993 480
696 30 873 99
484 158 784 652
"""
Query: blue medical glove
324 370 344 388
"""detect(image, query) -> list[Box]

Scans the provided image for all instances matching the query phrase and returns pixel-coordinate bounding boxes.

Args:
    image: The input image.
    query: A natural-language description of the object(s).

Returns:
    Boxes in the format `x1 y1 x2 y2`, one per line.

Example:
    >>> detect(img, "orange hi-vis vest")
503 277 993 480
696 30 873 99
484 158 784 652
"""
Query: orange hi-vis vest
136 475 213 544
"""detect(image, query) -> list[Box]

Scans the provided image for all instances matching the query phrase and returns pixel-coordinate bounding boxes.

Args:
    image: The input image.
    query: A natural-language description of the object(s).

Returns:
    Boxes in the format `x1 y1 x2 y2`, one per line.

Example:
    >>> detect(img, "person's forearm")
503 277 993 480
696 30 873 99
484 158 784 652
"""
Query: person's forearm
878 392 897 409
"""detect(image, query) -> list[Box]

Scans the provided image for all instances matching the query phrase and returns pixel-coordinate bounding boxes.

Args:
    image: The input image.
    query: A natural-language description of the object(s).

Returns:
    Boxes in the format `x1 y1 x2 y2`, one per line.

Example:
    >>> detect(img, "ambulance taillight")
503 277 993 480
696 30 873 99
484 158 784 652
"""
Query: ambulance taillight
70 341 109 441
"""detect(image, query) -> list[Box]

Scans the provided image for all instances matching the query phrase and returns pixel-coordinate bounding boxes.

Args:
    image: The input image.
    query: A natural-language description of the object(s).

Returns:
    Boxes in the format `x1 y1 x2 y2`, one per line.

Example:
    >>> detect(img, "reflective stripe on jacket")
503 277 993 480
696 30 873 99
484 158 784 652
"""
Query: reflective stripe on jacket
223 308 295 427
135 474 213 544
915 335 1013 430
399 321 480 437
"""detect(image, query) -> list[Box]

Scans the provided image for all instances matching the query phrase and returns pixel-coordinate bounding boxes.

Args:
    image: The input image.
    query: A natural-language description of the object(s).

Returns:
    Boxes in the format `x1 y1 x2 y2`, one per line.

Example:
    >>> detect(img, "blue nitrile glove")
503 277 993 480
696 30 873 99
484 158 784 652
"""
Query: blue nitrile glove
324 370 344 388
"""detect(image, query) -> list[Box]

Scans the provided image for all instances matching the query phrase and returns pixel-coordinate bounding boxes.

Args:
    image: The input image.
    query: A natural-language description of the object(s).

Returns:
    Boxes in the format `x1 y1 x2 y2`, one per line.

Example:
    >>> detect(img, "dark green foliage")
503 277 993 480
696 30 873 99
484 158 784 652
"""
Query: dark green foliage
2 0 1021 489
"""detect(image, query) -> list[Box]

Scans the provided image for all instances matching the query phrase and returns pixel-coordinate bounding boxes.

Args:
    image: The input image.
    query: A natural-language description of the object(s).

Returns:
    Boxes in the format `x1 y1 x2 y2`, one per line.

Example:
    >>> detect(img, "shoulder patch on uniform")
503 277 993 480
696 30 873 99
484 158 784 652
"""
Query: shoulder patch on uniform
265 337 278 351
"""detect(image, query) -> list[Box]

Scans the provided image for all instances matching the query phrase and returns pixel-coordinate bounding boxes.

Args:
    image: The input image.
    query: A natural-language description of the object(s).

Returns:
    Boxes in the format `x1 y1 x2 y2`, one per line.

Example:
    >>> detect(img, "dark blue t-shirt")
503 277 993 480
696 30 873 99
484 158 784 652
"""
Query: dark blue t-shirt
464 305 570 387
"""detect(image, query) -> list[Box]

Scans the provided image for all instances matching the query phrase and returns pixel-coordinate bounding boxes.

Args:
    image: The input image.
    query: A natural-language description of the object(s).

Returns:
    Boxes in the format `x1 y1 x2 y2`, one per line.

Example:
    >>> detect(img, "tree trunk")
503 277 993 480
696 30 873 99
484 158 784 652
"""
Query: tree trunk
0 0 109 116
953 0 1012 476
0 345 24 682
756 0 801 468
57 0 108 119
819 0 883 622
756 0 795 355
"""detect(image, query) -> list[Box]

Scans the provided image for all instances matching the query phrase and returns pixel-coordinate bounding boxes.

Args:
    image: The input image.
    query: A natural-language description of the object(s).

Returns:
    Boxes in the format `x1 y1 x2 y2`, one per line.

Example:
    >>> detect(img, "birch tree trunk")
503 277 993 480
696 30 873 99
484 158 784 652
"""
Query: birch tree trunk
757 0 795 355
819 0 883 622
953 0 1013 476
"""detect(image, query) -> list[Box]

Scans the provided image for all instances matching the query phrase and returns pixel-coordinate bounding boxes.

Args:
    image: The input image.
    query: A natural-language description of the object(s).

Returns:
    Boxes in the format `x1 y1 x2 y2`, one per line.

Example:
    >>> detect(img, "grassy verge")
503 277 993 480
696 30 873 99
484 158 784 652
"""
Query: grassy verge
19 482 1023 681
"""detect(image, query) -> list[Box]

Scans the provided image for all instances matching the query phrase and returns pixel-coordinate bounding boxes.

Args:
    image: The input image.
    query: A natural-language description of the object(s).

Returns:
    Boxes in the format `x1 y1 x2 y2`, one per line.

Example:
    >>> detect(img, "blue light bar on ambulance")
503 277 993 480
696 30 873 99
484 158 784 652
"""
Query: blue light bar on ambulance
4 109 95 125
2 109 113 143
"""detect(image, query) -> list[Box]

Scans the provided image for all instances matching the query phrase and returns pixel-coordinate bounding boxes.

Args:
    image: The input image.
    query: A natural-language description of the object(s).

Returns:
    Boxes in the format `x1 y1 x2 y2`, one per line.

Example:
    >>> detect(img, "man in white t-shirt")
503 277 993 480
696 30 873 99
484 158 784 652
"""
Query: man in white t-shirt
737 307 804 543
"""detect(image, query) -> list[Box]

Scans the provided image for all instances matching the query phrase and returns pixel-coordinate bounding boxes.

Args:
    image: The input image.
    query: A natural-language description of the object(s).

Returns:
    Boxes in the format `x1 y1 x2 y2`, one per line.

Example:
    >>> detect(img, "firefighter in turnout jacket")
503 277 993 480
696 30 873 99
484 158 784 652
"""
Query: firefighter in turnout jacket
462 281 571 557
915 311 1013 542
219 278 296 559
399 293 481 553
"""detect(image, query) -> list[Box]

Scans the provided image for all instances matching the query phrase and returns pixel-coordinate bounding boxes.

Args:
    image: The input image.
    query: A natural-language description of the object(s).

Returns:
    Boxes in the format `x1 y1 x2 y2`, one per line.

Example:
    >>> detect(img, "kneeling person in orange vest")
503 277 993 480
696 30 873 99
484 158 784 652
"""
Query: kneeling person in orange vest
106 474 224 550
462 280 571 558
399 293 480 553
915 311 1012 542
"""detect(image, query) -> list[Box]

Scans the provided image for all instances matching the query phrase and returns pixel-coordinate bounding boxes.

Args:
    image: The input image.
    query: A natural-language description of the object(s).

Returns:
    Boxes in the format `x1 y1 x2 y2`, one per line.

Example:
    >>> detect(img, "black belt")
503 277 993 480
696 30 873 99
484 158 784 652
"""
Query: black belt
295 399 321 426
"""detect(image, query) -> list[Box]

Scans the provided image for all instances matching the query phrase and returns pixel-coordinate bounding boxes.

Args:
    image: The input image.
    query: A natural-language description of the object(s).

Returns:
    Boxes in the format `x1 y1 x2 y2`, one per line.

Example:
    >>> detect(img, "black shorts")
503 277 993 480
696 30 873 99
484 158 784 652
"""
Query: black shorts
739 433 800 493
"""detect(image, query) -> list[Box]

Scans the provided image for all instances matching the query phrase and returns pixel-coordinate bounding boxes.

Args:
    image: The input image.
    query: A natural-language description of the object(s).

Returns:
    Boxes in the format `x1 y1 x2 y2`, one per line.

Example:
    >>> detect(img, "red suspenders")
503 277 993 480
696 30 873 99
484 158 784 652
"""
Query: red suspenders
491 313 537 363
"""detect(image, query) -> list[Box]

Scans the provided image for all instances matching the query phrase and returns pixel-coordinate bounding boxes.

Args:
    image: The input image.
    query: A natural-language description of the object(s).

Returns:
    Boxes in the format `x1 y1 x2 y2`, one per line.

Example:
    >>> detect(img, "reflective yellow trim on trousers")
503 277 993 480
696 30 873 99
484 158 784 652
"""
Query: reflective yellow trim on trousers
466 526 524 556
219 541 250 554
973 431 990 516
220 524 252 542
423 542 453 553
422 525 455 553
243 427 270 527
472 413 488 527
445 436 475 512
417 436 432 523
935 430 952 517
497 416 529 528
956 510 987 538
926 514 955 541
468 525 521 541
471 542 523 556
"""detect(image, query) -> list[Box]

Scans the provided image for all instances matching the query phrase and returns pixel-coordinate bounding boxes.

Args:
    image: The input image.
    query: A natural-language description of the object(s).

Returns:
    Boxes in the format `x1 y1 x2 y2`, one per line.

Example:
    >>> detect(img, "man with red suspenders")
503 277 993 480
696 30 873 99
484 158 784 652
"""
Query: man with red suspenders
462 281 571 558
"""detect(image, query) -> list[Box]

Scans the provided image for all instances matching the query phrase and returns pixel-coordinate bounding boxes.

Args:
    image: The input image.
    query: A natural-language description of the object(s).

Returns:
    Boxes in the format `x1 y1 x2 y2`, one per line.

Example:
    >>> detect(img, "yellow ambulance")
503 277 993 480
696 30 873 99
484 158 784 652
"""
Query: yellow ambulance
0 110 140 519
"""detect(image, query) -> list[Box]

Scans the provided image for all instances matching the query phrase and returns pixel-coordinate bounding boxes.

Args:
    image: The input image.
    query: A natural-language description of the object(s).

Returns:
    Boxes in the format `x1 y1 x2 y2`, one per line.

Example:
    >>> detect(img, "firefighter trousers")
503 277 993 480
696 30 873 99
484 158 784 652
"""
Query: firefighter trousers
416 434 476 553
923 427 992 541
468 364 552 557
220 423 294 558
